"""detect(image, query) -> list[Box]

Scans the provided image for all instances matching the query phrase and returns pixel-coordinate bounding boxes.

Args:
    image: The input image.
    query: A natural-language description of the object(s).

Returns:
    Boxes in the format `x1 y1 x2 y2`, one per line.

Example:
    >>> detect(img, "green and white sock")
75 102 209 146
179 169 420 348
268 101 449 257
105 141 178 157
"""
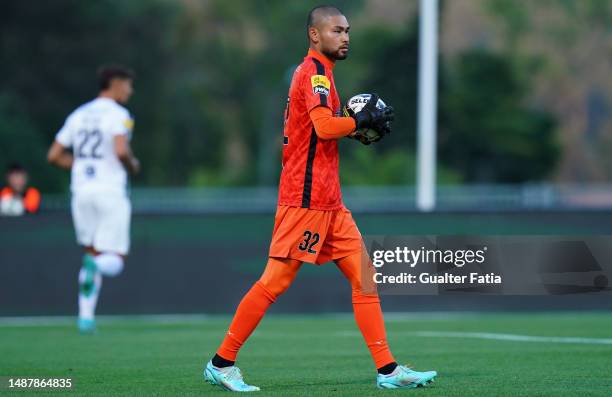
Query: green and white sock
78 254 101 320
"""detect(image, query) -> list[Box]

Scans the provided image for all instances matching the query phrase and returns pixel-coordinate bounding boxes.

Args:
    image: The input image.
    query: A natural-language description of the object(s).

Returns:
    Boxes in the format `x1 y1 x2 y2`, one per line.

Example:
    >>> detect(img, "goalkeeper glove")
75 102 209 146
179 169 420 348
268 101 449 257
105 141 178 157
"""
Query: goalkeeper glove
350 94 394 145
352 94 394 131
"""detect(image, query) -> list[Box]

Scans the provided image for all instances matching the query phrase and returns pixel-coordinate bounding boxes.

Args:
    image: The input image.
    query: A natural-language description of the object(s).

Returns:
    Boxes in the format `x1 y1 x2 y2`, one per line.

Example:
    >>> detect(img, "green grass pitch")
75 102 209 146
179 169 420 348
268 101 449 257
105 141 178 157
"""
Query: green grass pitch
1 312 611 396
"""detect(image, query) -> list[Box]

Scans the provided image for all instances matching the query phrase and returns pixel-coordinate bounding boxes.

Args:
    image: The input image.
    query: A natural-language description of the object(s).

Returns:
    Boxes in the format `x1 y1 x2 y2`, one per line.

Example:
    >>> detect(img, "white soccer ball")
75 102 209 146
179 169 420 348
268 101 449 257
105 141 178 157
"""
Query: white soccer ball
343 94 387 138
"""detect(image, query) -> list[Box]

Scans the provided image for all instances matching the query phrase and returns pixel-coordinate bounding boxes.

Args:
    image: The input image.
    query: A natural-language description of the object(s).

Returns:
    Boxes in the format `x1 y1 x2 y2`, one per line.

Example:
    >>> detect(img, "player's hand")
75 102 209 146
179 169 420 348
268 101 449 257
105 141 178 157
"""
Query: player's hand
373 118 393 139
350 123 391 145
131 158 141 175
352 94 395 131
349 94 394 145
350 131 373 145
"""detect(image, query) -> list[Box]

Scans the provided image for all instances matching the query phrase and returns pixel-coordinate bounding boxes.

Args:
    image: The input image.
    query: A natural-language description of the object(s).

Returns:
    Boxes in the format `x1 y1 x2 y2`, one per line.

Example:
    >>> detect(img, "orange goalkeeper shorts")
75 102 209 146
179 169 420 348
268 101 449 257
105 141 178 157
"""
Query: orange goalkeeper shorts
268 205 362 265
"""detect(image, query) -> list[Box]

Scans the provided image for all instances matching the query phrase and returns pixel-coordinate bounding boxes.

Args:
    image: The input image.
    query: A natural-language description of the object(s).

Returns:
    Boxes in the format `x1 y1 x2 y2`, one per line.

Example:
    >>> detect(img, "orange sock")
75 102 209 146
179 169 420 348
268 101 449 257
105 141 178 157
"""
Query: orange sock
336 249 396 369
216 281 276 361
216 258 301 362
352 292 396 369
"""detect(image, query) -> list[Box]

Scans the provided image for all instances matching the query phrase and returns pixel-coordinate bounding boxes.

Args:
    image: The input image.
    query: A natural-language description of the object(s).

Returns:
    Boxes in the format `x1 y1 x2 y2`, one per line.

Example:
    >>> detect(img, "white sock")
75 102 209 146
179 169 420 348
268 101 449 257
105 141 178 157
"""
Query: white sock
78 269 102 320
94 253 124 277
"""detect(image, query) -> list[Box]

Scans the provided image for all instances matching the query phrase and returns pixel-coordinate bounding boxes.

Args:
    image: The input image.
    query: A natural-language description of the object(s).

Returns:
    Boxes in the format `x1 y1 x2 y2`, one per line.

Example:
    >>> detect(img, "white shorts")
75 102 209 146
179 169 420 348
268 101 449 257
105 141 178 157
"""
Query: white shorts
71 192 131 255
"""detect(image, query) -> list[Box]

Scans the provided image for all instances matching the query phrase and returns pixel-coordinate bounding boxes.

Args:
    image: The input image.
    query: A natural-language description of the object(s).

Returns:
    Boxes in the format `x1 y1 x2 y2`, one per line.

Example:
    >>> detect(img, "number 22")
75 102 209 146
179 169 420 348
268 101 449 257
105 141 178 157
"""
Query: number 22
76 129 103 159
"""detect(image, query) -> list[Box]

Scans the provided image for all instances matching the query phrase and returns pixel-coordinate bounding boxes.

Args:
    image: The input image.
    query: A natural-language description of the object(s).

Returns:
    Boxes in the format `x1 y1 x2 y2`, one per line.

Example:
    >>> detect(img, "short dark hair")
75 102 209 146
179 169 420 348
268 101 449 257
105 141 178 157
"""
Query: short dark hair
306 5 344 38
97 64 134 90
6 162 25 174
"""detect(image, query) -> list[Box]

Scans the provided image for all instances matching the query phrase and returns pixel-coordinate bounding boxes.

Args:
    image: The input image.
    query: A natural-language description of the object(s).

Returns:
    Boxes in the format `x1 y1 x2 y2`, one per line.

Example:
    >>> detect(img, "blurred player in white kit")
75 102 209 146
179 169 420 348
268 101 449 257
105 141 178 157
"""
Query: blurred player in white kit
47 64 140 333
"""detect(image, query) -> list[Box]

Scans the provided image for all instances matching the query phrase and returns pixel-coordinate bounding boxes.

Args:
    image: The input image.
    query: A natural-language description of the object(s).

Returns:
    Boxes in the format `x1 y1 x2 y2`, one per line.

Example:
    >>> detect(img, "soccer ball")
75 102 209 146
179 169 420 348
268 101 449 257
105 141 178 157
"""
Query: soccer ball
343 93 387 139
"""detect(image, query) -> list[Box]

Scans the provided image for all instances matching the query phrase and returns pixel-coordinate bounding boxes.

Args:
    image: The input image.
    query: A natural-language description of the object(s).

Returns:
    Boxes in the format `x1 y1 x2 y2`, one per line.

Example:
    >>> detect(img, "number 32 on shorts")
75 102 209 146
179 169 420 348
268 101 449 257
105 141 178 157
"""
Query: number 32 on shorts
298 230 320 254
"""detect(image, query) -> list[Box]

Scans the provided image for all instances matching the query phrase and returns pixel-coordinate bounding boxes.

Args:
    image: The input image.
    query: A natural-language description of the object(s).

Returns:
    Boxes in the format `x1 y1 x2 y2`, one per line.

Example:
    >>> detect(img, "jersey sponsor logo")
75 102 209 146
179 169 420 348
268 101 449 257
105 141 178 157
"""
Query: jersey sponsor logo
314 86 330 96
311 75 330 96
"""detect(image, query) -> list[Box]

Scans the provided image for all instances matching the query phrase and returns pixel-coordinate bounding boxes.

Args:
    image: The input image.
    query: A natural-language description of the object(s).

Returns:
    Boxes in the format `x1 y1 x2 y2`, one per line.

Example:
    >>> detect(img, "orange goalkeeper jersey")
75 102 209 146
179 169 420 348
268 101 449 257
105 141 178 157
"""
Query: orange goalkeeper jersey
278 49 343 211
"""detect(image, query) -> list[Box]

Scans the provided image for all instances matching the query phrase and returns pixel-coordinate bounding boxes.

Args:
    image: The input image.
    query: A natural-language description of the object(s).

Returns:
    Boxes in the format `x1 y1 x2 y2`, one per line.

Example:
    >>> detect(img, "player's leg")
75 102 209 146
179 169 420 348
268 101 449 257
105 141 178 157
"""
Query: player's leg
211 205 327 366
76 194 129 332
213 257 302 364
91 193 130 277
328 207 437 388
205 257 302 391
77 246 102 333
322 208 395 370
205 205 329 391
335 249 396 370
72 194 101 333
79 247 124 331
325 208 396 371
91 252 125 276
335 250 437 388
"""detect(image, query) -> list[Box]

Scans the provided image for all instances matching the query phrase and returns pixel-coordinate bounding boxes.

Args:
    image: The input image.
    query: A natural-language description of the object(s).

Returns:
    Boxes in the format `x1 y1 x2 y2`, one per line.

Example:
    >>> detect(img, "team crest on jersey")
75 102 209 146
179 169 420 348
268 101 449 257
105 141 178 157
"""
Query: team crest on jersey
311 75 330 96
124 118 135 131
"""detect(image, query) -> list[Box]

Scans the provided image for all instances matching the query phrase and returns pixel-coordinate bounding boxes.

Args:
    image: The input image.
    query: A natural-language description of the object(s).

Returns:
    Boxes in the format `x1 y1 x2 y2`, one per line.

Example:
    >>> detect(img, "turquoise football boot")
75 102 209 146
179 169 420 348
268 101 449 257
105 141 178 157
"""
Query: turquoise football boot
78 318 96 334
376 365 437 389
204 361 260 392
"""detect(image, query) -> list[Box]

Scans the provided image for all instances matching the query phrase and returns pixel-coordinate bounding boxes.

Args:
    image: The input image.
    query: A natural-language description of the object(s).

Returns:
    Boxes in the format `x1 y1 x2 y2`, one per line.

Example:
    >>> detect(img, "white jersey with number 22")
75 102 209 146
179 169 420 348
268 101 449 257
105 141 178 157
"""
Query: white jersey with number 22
55 97 134 195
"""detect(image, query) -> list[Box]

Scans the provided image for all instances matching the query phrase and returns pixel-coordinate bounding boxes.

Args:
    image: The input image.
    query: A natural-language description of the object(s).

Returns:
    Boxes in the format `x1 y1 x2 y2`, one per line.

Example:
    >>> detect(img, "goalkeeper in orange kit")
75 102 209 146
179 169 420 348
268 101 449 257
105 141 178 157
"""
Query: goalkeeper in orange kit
203 5 437 392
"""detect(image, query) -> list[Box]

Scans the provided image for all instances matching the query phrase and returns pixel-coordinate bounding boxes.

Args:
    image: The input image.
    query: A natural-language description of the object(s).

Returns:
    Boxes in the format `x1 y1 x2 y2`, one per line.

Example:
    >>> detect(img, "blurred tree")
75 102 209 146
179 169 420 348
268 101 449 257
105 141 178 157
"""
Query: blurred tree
354 23 420 155
340 145 460 185
357 12 559 184
178 0 364 186
0 0 563 190
0 0 180 191
438 50 559 182
484 0 611 182
0 95 58 191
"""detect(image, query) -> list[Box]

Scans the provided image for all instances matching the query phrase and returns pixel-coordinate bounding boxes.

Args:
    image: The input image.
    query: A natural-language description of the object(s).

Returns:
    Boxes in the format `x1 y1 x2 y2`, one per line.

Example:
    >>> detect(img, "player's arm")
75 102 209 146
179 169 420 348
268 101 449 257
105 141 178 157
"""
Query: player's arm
309 106 356 140
114 135 140 175
47 141 73 170
305 69 356 140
